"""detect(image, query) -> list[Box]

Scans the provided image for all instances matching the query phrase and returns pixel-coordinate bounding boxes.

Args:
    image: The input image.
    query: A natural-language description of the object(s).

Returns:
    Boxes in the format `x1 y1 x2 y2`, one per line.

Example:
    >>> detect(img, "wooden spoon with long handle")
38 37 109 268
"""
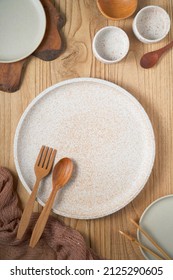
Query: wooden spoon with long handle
29 157 73 248
140 40 173 69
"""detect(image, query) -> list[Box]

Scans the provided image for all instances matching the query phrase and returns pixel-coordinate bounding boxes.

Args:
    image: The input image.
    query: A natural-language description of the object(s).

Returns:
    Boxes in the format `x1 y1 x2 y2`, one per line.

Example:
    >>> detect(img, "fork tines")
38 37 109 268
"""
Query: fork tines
35 145 57 170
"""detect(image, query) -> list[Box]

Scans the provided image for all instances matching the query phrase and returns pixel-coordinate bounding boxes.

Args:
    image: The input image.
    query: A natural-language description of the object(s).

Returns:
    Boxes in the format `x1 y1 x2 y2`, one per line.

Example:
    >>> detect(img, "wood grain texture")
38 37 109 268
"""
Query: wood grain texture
0 59 28 93
33 0 66 61
0 0 173 259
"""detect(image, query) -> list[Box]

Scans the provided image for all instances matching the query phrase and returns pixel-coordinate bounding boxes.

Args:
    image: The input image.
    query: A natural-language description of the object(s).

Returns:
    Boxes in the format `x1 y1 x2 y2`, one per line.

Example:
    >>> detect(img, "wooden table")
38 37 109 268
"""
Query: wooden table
0 0 173 259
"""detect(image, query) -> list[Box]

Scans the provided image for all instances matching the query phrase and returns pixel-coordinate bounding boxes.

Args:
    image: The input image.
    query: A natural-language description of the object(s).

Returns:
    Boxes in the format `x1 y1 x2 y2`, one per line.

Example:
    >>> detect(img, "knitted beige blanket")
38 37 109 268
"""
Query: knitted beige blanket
0 167 100 260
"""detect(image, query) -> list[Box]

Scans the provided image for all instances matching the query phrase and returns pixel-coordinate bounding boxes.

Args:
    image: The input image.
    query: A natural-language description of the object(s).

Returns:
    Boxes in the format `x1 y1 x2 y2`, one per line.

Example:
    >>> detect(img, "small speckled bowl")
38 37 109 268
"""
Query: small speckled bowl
92 26 130 64
133 5 170 44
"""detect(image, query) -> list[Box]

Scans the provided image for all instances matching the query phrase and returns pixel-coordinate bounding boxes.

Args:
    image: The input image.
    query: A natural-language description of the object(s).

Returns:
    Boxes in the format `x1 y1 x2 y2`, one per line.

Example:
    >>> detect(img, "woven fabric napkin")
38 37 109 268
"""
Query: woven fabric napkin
0 167 100 260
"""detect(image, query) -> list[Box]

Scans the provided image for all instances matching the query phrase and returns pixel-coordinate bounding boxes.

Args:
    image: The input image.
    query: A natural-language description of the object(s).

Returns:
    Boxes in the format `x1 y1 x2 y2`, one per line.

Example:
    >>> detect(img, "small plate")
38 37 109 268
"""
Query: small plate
0 0 46 63
138 195 173 259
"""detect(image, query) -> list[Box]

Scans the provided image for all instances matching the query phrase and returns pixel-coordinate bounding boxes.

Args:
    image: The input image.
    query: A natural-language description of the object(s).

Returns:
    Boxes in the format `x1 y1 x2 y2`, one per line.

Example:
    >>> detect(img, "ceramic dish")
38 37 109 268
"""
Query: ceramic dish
92 26 129 64
96 0 138 21
132 5 170 43
0 0 46 63
138 195 173 259
14 78 155 219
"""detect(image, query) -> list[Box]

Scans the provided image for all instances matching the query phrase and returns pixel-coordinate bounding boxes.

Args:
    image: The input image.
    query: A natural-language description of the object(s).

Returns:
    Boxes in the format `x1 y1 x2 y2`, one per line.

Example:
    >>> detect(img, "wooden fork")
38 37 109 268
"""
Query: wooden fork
17 145 57 239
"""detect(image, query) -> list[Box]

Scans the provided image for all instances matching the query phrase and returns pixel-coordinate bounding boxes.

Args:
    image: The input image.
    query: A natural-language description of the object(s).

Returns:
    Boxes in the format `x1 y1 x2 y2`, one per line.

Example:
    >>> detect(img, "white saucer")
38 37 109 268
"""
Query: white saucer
138 195 173 259
0 0 46 63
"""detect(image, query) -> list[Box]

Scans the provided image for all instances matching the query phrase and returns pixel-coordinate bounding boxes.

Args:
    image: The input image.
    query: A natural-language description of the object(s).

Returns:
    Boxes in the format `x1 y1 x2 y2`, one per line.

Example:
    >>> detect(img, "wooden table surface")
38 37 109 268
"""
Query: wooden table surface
0 0 173 259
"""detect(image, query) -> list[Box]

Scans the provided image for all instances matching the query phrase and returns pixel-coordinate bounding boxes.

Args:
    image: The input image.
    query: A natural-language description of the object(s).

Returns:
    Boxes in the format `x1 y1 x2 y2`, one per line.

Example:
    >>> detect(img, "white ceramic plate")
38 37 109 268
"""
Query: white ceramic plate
14 78 155 219
0 0 46 63
138 195 173 260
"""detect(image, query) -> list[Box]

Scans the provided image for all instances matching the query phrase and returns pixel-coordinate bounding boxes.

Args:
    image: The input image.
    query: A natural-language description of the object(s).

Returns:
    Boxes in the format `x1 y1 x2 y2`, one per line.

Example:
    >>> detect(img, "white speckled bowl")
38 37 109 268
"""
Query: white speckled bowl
92 26 129 64
133 6 170 44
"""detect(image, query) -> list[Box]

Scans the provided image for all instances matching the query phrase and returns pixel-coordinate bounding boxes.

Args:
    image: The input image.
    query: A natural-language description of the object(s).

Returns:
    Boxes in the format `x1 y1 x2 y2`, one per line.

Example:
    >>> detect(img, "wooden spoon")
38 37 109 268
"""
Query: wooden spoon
140 41 173 69
29 157 73 248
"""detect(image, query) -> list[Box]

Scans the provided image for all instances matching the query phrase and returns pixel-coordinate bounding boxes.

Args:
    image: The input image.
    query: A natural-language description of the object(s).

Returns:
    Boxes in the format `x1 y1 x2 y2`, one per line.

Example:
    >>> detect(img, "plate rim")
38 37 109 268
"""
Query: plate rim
14 77 156 219
0 0 46 63
137 194 173 259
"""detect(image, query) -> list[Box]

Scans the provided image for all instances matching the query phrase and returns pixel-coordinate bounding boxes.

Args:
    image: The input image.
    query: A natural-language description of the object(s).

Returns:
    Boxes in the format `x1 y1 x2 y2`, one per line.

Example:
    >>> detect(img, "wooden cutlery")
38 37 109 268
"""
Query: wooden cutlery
17 145 57 239
140 40 173 69
119 219 171 260
29 157 73 248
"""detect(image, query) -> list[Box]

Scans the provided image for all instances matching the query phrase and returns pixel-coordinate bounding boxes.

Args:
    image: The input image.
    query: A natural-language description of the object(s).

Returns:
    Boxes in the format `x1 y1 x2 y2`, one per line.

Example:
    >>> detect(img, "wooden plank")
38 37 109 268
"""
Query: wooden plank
0 0 173 259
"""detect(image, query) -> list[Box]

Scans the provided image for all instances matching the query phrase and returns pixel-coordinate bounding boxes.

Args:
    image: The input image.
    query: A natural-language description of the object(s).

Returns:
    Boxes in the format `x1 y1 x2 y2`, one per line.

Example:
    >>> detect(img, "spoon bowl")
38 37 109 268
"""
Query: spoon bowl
140 52 160 69
96 0 138 21
52 157 74 188
29 157 73 248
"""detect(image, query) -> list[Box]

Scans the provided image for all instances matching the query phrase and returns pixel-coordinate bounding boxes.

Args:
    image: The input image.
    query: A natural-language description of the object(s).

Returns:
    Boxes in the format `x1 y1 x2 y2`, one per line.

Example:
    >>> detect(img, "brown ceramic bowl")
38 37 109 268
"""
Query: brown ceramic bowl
96 0 138 21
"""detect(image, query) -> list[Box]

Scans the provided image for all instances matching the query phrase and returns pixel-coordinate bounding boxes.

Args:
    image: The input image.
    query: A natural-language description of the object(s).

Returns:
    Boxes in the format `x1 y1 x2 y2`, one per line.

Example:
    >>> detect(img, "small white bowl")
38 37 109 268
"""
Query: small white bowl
133 6 170 44
92 26 129 64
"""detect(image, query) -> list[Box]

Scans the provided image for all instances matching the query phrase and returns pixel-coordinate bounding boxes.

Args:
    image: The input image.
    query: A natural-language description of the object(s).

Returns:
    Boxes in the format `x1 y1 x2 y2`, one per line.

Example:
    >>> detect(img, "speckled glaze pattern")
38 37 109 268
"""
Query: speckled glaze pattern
92 26 129 64
133 6 170 43
14 78 155 219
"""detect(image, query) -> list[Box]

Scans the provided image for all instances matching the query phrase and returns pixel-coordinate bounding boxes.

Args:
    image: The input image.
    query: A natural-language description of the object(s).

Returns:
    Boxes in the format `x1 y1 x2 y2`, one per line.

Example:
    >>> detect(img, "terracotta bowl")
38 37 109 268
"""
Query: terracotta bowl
96 0 138 21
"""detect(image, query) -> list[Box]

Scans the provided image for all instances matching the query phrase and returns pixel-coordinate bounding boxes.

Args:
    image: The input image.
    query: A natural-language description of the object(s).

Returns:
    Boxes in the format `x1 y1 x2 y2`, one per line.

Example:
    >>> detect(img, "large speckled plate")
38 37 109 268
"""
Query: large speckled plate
14 78 155 219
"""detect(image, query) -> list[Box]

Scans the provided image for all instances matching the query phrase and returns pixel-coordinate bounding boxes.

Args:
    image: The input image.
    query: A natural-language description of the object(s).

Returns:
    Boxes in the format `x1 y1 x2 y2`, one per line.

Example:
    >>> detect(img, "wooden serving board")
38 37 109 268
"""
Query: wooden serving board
0 0 65 93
